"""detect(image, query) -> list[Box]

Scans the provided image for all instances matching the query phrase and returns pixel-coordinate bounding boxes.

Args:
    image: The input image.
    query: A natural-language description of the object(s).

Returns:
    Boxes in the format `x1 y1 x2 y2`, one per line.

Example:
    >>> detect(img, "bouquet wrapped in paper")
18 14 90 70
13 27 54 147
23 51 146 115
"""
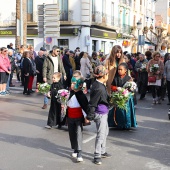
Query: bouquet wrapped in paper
141 63 147 72
123 81 137 92
37 83 51 94
56 89 70 120
110 87 131 111
150 64 159 73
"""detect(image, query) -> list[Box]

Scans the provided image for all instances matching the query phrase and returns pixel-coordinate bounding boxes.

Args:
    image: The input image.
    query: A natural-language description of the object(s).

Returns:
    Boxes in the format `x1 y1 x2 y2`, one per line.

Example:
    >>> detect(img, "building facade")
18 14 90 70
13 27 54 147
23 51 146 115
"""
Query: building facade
0 0 157 54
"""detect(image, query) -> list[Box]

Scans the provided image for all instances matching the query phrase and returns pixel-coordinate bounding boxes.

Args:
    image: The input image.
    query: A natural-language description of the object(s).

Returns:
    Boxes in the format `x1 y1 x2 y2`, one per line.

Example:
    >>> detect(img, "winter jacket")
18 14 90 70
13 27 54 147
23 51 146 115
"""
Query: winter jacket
147 59 164 80
43 53 66 84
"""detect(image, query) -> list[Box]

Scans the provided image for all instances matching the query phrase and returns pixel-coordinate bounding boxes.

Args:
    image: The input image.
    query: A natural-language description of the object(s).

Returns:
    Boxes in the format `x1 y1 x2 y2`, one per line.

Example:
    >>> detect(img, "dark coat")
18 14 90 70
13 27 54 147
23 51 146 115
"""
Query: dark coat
8 55 15 71
50 82 63 102
35 56 44 75
23 57 32 75
63 54 72 74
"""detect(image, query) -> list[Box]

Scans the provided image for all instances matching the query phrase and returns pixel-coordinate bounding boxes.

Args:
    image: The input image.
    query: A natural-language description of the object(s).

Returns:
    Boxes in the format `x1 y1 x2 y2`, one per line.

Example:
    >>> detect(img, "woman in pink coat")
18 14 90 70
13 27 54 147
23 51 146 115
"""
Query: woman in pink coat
0 47 11 96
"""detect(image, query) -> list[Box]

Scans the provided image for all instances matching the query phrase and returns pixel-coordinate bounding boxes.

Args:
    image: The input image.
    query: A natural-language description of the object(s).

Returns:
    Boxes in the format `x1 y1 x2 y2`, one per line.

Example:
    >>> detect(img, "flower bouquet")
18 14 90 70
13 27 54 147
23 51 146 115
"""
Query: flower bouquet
150 64 159 73
141 63 147 72
37 83 51 94
123 81 137 92
110 87 131 111
56 89 70 120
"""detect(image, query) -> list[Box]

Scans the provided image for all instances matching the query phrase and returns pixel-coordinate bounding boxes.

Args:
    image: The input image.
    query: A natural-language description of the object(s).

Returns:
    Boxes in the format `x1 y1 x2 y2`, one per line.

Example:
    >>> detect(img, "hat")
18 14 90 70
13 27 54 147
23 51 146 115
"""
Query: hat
69 50 74 54
40 47 46 51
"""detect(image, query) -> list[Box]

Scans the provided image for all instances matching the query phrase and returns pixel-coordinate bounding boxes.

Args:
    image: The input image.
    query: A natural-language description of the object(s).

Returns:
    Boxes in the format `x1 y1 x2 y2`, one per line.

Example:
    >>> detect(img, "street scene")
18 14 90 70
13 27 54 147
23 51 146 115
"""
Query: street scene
1 0 170 170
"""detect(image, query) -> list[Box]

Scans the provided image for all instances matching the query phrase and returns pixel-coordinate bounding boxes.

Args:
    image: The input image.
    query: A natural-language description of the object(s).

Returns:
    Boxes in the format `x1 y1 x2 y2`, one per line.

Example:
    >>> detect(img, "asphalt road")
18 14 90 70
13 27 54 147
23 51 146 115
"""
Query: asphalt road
0 86 170 170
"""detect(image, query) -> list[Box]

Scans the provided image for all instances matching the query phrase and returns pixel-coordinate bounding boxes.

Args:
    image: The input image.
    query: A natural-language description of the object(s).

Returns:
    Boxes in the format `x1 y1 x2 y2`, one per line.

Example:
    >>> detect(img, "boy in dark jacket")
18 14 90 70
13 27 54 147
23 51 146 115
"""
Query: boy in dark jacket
45 72 63 129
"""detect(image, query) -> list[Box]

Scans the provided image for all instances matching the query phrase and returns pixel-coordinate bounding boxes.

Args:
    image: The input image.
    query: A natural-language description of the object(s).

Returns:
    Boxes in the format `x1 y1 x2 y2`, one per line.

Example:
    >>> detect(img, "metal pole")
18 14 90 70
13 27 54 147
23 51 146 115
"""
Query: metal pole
43 3 46 48
137 29 139 52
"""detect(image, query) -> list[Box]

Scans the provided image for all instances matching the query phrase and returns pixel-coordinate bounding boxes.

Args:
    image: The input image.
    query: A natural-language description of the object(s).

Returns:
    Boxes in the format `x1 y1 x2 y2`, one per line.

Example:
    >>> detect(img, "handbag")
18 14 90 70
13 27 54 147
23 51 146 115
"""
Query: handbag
148 76 156 83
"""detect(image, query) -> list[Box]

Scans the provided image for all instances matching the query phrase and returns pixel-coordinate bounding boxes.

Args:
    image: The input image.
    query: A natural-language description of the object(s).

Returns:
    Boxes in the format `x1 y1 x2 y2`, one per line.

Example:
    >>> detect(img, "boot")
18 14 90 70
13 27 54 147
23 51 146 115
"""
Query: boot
42 104 47 109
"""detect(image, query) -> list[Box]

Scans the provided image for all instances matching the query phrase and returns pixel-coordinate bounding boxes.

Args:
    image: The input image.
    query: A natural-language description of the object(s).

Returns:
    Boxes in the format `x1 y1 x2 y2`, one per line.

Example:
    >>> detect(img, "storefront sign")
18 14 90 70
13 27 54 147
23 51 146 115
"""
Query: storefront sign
0 29 38 36
117 33 123 39
90 29 117 40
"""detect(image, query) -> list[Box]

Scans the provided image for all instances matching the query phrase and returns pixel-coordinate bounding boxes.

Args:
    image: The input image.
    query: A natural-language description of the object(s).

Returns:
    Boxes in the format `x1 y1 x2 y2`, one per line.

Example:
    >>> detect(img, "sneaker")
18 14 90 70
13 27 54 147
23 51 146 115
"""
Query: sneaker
45 125 52 129
156 99 161 104
77 157 83 162
5 91 10 95
101 152 112 158
0 92 6 96
152 99 156 104
94 158 102 165
71 153 77 158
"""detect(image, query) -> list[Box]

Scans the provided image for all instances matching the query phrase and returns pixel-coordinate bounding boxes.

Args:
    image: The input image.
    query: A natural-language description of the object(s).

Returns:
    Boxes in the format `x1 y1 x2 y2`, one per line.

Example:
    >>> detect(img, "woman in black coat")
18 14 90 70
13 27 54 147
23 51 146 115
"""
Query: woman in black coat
22 51 32 95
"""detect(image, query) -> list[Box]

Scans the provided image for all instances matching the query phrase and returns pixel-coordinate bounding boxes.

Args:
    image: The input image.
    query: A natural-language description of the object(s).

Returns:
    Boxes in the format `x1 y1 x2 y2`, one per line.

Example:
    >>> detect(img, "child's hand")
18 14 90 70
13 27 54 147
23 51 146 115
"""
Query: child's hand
61 105 65 109
84 118 90 124
47 91 51 98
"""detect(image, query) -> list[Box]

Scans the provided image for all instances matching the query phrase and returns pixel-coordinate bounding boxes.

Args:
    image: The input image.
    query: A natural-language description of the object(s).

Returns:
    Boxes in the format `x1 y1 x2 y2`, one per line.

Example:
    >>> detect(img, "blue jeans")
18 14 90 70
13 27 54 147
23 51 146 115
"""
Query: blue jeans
6 75 10 91
44 95 49 105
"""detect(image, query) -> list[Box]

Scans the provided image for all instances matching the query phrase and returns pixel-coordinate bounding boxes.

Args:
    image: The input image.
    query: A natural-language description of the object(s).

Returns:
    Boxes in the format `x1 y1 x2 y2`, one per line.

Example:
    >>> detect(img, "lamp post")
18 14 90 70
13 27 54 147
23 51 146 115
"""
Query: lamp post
136 21 142 52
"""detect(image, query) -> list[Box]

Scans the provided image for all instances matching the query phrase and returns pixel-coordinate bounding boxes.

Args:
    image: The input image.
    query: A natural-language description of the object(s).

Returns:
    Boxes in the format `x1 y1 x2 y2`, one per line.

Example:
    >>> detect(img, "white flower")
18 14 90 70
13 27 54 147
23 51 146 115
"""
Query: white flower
154 64 159 68
117 87 122 91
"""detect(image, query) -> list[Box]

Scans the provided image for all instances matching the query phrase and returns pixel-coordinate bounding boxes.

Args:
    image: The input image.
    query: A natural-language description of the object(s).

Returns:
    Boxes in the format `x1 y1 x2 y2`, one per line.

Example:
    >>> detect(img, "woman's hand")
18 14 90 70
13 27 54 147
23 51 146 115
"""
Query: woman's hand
25 73 29 76
156 71 160 74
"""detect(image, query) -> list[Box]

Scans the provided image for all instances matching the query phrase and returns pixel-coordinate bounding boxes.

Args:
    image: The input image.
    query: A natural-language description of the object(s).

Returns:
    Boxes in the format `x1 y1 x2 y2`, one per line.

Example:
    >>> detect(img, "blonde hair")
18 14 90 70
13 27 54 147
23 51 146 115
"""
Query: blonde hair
53 72 62 78
152 51 160 59
73 70 84 80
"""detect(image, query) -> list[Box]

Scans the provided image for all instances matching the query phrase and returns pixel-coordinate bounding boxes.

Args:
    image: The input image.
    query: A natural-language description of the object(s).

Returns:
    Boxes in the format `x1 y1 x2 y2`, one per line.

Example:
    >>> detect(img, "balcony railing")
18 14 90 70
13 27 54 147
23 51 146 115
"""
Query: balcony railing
60 10 73 22
0 12 16 26
92 11 120 27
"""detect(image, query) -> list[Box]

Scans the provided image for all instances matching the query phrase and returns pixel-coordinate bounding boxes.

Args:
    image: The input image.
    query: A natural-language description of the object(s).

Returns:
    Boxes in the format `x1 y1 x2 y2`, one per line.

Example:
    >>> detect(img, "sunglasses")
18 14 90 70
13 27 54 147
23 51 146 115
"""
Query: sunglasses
57 50 60 52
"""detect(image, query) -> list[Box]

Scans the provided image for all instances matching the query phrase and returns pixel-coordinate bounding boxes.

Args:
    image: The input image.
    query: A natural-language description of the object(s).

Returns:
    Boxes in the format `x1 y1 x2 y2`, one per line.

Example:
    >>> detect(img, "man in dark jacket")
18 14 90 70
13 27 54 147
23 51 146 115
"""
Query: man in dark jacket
42 46 66 109
35 51 44 84
62 49 72 89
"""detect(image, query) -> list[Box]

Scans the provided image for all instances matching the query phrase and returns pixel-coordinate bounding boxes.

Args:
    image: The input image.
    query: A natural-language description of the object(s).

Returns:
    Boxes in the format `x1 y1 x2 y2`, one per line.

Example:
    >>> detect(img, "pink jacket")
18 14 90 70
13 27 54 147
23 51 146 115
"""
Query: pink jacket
0 54 11 72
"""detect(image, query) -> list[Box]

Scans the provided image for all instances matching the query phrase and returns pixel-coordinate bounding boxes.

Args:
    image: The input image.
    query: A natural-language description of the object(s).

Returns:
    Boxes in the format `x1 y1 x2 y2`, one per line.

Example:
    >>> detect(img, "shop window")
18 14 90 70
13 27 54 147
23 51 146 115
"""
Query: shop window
101 41 106 54
27 39 34 47
58 39 69 49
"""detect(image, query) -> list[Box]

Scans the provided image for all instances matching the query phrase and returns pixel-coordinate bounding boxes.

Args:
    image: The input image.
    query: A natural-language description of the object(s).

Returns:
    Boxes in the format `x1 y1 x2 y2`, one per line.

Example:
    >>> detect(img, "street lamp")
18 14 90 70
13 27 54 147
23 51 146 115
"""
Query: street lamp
136 21 142 52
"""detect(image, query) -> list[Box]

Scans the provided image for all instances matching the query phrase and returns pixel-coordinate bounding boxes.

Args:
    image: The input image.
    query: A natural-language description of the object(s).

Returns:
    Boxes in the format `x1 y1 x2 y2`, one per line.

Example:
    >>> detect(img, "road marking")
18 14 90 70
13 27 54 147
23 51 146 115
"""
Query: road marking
135 106 153 110
145 161 169 170
83 134 96 144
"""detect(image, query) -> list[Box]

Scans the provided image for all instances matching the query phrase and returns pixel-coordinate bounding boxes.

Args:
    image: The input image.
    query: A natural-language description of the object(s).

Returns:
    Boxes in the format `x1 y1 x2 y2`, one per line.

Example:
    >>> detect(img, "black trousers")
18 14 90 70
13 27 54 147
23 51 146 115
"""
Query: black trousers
16 67 21 81
68 117 83 151
47 101 61 127
151 85 161 99
167 80 170 102
21 68 24 86
64 72 71 89
138 81 147 98
9 71 14 85
23 75 29 93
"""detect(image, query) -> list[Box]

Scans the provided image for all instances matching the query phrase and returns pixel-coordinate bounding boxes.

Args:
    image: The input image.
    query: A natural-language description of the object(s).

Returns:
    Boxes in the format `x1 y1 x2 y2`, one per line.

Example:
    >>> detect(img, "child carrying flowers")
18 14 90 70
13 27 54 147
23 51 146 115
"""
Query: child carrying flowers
45 72 63 129
108 63 137 129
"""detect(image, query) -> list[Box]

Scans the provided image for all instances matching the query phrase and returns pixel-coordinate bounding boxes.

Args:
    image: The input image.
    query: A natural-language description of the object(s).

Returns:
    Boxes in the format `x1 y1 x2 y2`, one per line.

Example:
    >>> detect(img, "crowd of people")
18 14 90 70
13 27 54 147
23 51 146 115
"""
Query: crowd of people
0 43 170 165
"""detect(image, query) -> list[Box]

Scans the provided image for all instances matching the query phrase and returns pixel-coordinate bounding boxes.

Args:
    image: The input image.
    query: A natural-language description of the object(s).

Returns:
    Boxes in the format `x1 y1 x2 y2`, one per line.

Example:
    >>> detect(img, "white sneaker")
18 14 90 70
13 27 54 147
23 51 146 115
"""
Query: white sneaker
71 153 77 158
77 157 83 162
45 125 52 129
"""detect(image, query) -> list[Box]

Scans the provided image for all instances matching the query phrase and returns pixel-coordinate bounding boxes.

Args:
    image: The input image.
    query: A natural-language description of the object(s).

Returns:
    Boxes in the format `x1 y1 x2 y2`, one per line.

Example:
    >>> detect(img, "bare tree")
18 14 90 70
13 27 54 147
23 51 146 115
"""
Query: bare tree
143 24 169 51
